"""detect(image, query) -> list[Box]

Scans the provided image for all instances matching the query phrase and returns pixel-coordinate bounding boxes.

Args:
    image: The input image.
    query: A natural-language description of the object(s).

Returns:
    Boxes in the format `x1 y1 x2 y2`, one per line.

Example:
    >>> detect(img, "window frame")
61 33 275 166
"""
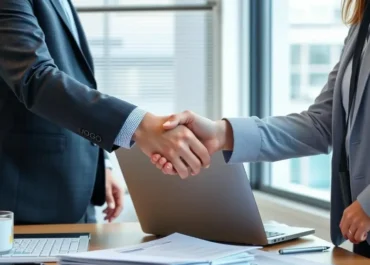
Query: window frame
247 0 331 210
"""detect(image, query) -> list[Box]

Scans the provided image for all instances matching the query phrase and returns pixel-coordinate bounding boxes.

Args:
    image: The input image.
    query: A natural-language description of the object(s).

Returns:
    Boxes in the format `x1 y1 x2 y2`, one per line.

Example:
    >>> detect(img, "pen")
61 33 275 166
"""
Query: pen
278 246 330 255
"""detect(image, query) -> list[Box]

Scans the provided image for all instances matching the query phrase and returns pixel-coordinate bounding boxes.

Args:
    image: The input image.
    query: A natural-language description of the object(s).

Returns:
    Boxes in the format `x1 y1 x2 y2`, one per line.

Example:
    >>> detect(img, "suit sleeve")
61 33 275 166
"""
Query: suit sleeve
0 0 137 151
223 26 354 164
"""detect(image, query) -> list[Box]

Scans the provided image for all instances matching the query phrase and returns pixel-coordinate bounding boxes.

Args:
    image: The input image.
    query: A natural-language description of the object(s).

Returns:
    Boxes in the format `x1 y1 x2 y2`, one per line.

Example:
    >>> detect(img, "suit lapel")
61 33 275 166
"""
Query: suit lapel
333 26 358 119
68 0 95 73
352 39 370 120
332 26 358 166
50 0 79 46
50 0 96 86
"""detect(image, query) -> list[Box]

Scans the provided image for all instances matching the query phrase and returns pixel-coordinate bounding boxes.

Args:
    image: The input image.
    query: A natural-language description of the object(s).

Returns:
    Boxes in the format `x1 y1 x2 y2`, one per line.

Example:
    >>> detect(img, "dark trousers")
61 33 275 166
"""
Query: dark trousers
354 241 370 258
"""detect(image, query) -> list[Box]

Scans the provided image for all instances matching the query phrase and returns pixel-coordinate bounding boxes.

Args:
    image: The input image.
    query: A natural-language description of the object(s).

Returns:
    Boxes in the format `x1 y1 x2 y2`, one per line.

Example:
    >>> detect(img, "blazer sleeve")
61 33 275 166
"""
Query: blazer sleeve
223 26 354 164
0 0 137 152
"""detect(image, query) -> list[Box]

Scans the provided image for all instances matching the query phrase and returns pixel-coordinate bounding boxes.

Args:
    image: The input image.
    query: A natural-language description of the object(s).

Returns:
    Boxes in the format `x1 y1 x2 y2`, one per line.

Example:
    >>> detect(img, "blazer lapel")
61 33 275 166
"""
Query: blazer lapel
332 25 358 164
50 0 79 46
50 0 95 85
68 1 95 74
352 40 370 120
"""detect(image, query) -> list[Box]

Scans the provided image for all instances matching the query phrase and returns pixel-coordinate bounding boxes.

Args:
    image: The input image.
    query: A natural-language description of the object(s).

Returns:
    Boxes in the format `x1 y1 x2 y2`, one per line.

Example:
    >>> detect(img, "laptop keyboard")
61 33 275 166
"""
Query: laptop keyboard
0 237 89 257
265 231 285 238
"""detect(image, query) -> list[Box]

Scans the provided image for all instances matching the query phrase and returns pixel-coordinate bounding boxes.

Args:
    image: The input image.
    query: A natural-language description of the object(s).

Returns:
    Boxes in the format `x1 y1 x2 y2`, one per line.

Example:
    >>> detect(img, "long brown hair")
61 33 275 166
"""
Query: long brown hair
342 0 366 24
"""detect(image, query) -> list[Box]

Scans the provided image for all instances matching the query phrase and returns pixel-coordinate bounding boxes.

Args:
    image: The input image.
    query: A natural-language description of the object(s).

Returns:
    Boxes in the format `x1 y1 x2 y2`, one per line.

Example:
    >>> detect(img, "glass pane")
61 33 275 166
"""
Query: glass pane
309 45 331 65
290 45 301 65
290 74 300 99
75 0 213 117
270 0 348 201
309 73 327 87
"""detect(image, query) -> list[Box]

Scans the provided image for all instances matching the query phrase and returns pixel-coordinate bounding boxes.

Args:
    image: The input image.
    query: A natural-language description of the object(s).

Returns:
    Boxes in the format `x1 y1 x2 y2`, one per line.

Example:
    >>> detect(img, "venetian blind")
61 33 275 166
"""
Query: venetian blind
74 0 216 118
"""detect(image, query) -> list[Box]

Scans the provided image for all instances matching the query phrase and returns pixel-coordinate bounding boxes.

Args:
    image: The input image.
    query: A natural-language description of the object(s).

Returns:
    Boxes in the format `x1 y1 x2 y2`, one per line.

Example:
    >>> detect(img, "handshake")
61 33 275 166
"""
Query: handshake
133 110 234 179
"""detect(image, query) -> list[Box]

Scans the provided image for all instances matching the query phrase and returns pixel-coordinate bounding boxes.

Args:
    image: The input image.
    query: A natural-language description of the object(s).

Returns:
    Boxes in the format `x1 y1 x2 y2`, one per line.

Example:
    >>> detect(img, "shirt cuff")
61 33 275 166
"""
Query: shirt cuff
357 185 370 217
114 107 147 149
221 117 262 164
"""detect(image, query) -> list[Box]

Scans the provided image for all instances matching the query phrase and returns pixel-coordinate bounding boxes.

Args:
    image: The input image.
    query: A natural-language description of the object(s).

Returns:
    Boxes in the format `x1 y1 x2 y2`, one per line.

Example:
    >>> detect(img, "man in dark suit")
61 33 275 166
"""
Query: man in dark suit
0 0 210 225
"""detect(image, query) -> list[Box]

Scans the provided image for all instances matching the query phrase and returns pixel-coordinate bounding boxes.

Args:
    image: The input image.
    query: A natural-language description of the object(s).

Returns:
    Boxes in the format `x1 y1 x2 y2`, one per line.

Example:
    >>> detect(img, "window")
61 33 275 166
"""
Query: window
265 0 348 203
309 45 331 65
290 44 301 65
290 74 300 99
309 73 327 87
74 0 216 118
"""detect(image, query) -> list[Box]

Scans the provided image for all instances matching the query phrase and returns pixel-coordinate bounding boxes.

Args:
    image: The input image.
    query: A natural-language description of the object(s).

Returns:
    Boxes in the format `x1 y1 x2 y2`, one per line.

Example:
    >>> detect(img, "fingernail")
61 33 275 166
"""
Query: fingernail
166 165 171 169
109 203 115 209
163 121 171 126
206 165 210 168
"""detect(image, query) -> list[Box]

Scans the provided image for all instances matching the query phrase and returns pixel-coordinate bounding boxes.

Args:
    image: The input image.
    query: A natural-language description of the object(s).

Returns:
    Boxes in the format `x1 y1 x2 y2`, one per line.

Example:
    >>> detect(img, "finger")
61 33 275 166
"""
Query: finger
102 207 111 221
111 190 124 220
156 157 167 170
187 133 211 168
354 226 367 243
104 208 113 222
163 111 194 130
162 162 177 175
348 224 358 243
170 156 190 179
106 191 115 211
177 145 204 176
104 202 114 221
151 154 161 164
340 216 351 240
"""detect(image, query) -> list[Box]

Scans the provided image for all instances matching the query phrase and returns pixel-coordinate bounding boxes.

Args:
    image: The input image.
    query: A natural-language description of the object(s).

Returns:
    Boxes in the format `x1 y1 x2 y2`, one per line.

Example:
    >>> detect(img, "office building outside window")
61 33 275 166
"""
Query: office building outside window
269 0 348 201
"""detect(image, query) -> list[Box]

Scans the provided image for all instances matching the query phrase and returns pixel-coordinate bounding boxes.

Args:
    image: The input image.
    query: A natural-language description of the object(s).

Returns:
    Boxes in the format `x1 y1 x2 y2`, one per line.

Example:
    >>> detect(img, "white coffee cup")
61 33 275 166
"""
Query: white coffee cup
0 211 14 254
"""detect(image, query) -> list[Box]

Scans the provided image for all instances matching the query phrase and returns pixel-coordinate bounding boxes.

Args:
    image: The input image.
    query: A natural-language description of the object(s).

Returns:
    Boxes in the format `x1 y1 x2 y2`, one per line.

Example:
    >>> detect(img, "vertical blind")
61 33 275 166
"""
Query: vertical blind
74 0 216 118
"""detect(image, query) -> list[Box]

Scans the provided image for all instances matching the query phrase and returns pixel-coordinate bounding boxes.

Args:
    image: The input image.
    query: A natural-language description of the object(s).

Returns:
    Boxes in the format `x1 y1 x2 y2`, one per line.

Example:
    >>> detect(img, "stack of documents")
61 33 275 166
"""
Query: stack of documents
58 233 260 265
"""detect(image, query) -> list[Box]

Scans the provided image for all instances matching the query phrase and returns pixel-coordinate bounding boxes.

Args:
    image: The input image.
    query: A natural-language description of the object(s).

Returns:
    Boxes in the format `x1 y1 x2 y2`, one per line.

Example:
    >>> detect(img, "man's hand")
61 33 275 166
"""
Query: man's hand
133 112 211 179
103 168 124 222
149 111 234 175
339 200 370 244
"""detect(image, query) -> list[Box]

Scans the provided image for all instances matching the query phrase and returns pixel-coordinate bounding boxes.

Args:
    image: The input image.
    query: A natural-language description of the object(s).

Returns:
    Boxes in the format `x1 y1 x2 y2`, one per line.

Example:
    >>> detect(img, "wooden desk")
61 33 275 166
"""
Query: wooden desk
15 222 369 265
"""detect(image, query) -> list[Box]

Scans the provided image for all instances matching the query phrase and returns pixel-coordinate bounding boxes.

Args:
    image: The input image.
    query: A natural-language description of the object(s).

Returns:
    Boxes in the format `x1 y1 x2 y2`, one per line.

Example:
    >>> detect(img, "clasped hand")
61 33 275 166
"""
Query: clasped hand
133 111 232 179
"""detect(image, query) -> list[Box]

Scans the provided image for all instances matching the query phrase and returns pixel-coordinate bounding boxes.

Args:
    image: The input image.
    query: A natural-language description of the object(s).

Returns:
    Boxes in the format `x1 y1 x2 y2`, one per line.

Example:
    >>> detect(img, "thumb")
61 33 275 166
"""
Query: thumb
163 111 194 130
106 186 115 209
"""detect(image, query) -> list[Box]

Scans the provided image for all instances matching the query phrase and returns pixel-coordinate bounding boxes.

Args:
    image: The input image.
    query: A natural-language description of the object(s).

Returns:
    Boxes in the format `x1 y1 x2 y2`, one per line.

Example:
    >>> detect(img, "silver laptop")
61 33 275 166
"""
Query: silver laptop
115 146 315 246
0 233 90 263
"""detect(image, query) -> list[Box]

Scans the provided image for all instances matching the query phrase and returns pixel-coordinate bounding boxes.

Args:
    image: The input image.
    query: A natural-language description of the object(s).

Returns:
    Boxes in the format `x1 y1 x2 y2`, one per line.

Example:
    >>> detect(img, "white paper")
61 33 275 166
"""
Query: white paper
59 233 260 265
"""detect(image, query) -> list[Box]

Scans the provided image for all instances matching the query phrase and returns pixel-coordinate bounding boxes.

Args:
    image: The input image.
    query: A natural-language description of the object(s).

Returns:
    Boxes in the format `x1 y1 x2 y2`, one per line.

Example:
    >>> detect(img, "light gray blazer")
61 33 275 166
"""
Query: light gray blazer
223 25 370 246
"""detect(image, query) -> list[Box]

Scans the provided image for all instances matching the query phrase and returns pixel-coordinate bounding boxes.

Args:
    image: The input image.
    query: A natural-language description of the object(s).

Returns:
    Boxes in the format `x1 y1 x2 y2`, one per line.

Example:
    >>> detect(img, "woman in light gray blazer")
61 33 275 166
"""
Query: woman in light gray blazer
150 0 370 258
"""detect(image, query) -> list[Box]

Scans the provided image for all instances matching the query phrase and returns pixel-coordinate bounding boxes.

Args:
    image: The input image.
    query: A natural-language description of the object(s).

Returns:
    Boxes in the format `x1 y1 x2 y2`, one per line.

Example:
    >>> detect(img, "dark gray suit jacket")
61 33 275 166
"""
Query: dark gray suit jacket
0 0 136 224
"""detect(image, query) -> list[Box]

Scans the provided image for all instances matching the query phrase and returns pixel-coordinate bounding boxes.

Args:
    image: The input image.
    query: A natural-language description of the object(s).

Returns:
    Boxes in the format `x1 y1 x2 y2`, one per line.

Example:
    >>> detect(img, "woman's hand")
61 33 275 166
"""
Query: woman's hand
339 200 370 244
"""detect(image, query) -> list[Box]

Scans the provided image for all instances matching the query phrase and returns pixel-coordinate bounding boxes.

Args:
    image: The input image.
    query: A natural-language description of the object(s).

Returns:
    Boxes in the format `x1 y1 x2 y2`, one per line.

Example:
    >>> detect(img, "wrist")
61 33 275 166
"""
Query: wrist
133 113 151 142
132 112 167 142
216 119 234 151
